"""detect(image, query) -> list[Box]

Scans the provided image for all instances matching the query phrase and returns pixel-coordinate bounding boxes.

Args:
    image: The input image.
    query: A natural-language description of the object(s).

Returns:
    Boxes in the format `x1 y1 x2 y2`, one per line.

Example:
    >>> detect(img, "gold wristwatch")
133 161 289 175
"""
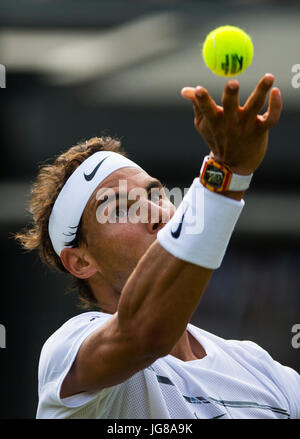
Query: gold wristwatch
200 156 253 192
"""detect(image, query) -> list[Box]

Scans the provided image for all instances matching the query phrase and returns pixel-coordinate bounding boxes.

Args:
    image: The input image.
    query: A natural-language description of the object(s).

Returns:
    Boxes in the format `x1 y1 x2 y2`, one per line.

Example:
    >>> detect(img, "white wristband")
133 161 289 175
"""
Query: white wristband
157 178 244 269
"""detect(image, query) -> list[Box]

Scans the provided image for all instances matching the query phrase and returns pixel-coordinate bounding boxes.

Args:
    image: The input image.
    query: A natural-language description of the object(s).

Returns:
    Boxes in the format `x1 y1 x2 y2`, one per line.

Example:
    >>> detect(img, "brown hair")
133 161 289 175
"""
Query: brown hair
15 135 127 309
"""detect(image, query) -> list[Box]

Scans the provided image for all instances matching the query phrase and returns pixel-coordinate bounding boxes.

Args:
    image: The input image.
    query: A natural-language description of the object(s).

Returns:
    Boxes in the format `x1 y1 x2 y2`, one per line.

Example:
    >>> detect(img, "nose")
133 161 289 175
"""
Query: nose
146 199 174 234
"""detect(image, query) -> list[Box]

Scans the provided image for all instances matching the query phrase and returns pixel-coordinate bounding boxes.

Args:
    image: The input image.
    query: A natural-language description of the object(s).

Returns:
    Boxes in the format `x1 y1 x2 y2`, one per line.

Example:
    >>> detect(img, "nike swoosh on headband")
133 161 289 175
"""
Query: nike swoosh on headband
84 157 108 181
171 208 187 239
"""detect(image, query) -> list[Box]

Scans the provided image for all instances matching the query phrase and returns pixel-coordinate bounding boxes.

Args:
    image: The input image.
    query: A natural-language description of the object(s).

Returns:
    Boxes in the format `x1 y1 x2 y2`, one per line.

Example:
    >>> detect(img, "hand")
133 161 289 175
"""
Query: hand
181 74 282 175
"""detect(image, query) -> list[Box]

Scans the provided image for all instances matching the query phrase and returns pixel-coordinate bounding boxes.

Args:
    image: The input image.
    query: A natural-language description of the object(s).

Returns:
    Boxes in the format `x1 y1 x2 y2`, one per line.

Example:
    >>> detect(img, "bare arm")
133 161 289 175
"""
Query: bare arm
61 244 212 397
61 74 282 398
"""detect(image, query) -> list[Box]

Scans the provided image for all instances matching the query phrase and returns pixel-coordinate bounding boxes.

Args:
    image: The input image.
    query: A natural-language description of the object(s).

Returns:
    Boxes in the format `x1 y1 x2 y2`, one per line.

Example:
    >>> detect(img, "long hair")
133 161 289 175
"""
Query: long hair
14 135 127 309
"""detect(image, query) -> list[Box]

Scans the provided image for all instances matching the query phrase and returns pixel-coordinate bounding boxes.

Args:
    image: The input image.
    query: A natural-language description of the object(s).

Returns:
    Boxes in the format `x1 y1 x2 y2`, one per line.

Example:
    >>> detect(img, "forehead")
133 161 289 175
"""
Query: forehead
93 168 152 196
98 167 152 190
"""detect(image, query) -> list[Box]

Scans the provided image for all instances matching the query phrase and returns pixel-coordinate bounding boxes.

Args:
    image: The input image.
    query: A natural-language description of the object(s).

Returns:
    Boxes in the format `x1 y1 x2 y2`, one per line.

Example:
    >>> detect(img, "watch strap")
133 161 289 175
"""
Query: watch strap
228 171 253 191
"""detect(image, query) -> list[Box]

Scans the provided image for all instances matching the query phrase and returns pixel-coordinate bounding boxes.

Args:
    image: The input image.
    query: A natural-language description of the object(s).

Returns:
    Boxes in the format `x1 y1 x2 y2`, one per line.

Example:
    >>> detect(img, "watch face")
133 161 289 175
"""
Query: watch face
204 164 225 188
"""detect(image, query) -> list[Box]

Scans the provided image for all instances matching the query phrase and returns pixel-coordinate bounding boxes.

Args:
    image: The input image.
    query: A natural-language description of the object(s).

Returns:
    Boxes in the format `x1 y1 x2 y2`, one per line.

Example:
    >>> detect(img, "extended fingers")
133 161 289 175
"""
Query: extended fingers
257 87 282 129
194 86 221 123
193 101 203 125
181 87 204 124
181 87 197 101
222 80 240 123
244 73 275 116
181 86 220 127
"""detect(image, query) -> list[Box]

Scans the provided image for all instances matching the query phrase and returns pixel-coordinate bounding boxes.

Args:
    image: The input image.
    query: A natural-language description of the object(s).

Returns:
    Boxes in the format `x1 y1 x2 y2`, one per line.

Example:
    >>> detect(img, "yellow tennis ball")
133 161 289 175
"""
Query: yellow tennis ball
202 25 253 77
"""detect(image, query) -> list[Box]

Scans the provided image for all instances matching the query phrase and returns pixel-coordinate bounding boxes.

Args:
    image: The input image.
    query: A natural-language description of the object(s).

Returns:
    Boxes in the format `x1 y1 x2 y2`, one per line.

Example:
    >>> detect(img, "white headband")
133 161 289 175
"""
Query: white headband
48 151 143 256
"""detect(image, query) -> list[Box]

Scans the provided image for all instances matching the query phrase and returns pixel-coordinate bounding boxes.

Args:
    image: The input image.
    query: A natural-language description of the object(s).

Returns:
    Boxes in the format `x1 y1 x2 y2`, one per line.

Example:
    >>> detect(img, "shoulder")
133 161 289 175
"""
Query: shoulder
41 311 112 355
37 311 117 416
188 323 300 418
188 323 298 379
188 322 272 358
38 311 113 389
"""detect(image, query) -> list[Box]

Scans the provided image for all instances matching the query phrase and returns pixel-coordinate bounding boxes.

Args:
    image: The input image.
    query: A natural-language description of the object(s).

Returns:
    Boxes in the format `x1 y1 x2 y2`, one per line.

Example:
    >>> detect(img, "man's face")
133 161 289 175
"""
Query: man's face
81 167 176 291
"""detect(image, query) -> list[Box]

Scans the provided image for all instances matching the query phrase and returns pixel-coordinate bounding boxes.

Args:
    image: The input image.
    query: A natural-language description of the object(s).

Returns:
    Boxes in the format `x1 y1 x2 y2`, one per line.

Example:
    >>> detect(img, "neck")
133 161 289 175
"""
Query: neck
169 329 206 362
89 274 120 314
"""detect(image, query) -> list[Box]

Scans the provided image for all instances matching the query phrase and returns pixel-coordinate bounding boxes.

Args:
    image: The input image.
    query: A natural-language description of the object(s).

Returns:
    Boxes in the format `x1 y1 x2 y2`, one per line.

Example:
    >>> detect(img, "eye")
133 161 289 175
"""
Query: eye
112 207 128 219
149 189 163 203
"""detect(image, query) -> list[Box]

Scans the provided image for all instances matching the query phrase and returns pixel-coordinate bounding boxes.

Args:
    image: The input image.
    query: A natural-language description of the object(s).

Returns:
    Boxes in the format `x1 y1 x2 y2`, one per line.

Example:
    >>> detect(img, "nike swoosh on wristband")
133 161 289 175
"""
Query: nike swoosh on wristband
84 157 108 181
171 208 187 239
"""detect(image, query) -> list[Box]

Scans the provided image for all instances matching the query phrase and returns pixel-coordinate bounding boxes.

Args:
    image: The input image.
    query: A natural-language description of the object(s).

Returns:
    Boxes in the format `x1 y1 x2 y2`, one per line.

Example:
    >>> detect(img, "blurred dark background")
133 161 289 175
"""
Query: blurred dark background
0 0 299 418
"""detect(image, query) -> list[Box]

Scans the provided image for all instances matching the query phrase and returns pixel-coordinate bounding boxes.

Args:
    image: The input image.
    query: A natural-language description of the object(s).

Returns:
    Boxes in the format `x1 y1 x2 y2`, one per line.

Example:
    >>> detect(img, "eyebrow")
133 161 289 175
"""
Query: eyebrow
95 178 164 209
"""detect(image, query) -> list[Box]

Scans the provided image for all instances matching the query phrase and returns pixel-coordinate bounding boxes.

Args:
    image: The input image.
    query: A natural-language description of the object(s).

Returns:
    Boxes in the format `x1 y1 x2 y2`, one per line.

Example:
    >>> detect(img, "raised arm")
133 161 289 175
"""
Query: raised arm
61 74 282 398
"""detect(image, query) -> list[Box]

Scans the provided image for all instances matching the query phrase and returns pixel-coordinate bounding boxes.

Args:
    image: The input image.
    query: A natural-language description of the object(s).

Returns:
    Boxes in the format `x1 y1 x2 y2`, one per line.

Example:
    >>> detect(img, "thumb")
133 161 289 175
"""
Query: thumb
193 102 204 126
181 87 196 101
181 87 204 124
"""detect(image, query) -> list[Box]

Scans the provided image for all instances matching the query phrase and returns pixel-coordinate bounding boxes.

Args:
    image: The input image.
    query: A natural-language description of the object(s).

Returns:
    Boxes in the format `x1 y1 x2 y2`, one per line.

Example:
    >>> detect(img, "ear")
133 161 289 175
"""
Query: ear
60 247 98 279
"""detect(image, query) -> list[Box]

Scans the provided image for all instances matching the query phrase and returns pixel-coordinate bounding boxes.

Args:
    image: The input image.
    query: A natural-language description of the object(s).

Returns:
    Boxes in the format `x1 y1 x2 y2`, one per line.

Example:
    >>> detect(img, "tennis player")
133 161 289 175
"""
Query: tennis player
17 74 300 418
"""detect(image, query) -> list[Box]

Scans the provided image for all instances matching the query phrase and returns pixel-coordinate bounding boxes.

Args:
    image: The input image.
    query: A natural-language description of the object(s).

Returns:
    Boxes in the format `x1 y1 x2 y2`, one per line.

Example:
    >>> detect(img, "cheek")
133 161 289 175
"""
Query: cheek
89 222 146 263
111 223 148 253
